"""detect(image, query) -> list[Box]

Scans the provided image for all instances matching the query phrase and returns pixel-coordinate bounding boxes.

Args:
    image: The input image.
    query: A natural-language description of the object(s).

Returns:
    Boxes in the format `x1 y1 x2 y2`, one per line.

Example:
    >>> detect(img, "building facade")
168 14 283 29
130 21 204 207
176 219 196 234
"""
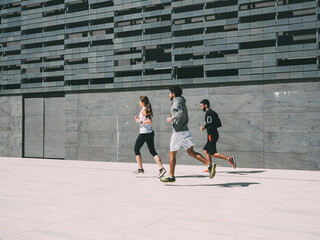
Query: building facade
1 0 319 169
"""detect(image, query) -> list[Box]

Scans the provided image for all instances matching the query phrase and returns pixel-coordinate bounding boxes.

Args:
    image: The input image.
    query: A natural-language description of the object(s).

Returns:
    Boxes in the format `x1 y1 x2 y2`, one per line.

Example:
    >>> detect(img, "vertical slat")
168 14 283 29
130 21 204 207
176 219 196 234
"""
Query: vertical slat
24 98 44 158
44 97 65 159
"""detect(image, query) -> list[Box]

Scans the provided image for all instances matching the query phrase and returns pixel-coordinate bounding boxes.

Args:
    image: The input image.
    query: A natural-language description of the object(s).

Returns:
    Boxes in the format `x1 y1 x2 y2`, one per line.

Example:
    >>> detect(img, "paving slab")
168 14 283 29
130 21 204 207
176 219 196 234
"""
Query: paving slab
0 157 319 240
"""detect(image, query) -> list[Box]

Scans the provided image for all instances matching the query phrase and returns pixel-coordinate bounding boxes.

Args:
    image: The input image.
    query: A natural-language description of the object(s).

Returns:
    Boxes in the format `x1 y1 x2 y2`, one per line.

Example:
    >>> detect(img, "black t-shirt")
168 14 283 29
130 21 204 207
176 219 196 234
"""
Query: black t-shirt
204 109 222 134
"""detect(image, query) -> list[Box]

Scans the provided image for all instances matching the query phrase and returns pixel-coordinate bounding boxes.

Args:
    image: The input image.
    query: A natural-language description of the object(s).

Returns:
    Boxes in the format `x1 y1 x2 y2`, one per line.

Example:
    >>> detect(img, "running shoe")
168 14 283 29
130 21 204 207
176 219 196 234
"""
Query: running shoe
228 156 236 169
158 167 167 178
133 169 144 174
208 162 216 179
203 169 209 173
160 176 176 183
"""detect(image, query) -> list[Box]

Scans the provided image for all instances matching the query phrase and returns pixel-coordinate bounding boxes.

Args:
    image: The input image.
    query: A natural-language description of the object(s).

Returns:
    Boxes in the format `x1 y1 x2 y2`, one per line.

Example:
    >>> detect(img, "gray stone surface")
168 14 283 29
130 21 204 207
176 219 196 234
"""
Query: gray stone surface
0 157 319 240
1 81 320 170
0 96 22 157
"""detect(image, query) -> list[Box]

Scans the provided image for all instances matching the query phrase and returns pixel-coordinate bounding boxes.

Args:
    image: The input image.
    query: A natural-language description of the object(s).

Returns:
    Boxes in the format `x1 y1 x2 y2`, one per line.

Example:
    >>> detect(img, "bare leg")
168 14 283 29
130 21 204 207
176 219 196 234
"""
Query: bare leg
204 149 212 163
169 151 177 177
135 155 143 169
212 153 230 161
187 146 211 166
153 155 164 169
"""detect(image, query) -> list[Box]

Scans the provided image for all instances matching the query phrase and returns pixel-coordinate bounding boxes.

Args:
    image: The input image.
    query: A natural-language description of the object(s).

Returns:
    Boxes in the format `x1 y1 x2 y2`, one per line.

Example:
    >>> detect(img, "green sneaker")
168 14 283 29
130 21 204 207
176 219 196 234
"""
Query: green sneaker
208 163 216 179
160 176 176 183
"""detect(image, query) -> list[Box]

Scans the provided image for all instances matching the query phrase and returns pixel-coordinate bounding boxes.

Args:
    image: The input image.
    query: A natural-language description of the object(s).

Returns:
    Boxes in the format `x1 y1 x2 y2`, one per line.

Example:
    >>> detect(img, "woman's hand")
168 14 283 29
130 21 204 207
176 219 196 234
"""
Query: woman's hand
135 115 140 123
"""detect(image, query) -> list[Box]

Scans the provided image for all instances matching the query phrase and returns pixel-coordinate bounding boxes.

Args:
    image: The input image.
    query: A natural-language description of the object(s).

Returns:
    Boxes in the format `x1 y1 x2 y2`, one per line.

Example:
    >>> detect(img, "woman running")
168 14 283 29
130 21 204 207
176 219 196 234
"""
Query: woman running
133 96 166 178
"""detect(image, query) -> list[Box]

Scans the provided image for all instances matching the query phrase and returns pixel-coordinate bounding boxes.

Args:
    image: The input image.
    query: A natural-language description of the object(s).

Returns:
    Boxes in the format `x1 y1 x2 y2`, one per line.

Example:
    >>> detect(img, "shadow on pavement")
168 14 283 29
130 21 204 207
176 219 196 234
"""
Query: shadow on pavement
219 170 265 175
165 182 260 187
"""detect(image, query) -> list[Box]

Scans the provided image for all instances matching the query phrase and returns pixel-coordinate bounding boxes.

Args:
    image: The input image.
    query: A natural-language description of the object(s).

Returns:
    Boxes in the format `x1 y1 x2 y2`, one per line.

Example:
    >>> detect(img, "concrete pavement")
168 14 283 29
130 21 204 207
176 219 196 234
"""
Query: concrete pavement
0 157 319 240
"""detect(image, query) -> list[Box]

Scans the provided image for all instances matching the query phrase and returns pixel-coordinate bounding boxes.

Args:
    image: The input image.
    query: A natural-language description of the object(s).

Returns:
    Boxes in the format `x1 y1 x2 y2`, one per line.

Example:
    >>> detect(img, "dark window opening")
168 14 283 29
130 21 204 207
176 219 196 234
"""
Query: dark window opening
91 39 113 46
23 27 42 35
174 28 203 37
207 0 237 9
2 84 20 90
91 17 114 25
23 58 42 64
3 2 21 10
240 13 275 23
145 69 171 75
278 0 314 5
117 30 142 38
116 8 141 16
278 30 316 46
4 26 21 33
91 1 113 9
207 69 238 77
175 41 203 49
67 58 88 65
45 23 65 31
206 11 238 21
66 42 89 49
277 57 316 66
240 40 275 49
207 24 238 33
22 78 42 84
145 47 171 63
90 78 114 84
145 3 170 12
115 71 142 77
240 0 275 10
6 50 21 56
45 56 64 62
45 76 64 82
145 26 171 35
278 8 316 19
23 43 42 49
174 4 203 14
4 12 21 19
43 9 65 17
175 53 203 61
22 3 42 10
67 1 89 13
3 65 20 71
45 0 64 7
206 50 238 59
67 21 88 29
177 66 203 79
45 40 64 47
66 80 89 86
44 66 64 72
115 47 142 55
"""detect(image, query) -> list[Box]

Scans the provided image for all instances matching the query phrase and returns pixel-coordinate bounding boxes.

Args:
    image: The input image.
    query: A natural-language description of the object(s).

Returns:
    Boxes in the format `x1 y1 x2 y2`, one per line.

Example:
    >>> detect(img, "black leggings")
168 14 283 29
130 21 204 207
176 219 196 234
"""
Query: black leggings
134 131 158 157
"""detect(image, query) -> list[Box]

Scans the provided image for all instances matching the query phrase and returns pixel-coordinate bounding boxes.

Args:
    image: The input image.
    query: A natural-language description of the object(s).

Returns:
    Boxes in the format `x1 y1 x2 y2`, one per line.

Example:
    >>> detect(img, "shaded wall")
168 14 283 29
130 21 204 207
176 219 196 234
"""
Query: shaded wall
0 96 22 157
64 81 320 170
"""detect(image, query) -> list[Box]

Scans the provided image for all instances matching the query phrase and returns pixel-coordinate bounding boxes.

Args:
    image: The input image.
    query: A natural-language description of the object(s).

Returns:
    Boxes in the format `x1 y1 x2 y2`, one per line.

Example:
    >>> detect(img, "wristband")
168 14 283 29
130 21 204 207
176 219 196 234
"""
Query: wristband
140 120 143 124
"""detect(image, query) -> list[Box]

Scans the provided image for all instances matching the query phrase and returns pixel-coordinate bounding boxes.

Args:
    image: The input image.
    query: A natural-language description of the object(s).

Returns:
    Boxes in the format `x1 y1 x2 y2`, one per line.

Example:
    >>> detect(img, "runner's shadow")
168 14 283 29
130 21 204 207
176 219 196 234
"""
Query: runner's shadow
165 182 260 188
220 170 265 176
176 175 207 179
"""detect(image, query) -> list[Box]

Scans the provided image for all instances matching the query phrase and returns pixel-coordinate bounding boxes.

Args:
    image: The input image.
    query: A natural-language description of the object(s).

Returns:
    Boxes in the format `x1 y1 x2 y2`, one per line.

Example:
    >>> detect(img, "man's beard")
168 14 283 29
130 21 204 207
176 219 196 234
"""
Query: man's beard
202 108 206 112
170 96 173 101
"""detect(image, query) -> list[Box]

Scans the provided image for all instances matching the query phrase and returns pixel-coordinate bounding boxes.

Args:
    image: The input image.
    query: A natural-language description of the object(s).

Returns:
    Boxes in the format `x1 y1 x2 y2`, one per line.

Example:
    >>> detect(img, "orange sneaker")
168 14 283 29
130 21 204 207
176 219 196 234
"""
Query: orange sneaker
203 169 209 172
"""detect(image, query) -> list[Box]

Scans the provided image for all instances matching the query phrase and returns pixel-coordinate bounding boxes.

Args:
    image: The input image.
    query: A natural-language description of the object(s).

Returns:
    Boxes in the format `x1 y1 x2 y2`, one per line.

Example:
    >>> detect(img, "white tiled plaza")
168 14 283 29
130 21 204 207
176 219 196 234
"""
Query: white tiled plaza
0 157 319 240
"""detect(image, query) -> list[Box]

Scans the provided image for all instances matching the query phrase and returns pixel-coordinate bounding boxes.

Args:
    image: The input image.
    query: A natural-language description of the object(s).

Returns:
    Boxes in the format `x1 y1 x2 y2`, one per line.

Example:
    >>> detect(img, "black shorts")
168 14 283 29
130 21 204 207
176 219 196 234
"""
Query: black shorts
203 133 219 155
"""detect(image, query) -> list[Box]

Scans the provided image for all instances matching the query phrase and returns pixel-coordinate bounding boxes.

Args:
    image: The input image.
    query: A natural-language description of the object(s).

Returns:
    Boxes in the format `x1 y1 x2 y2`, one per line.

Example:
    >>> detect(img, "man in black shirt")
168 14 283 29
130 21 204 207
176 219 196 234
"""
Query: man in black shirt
200 99 236 169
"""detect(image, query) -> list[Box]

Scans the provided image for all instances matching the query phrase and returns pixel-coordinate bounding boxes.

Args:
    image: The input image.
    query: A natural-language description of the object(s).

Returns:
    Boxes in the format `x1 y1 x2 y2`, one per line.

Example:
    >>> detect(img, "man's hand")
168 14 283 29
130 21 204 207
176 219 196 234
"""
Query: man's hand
200 126 205 132
167 114 172 123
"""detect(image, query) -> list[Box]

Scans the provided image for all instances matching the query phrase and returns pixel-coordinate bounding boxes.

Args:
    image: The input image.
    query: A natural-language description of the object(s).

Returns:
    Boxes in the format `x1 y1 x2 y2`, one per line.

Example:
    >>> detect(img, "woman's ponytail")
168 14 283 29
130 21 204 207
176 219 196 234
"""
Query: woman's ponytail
139 96 153 117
